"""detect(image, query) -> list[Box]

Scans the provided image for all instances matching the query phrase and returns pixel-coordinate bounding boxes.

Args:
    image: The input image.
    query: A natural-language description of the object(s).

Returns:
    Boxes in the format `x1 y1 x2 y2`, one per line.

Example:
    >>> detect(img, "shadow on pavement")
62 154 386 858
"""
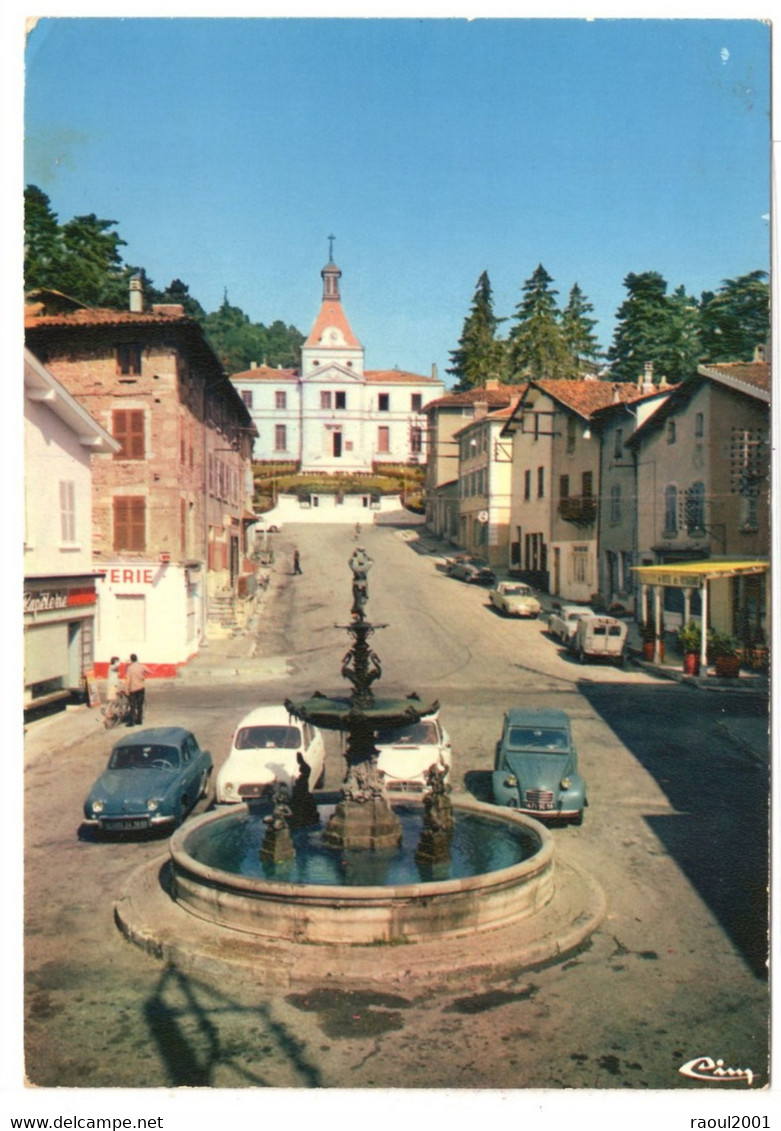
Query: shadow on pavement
144 965 323 1087
578 680 769 980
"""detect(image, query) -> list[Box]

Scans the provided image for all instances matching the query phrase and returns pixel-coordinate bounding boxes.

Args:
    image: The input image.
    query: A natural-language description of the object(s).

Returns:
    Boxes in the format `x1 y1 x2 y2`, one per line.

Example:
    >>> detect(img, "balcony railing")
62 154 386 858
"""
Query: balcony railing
558 495 598 525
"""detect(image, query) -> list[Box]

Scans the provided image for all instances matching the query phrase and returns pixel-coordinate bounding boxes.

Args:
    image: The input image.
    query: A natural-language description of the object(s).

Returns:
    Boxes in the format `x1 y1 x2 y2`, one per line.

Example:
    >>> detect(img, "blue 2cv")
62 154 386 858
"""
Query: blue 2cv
492 708 586 825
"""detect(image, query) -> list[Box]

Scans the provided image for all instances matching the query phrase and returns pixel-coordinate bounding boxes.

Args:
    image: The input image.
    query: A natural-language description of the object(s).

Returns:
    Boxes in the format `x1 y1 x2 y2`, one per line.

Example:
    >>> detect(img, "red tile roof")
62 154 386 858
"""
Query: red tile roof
303 300 362 349
231 365 300 381
531 378 658 419
424 383 522 412
698 361 771 399
24 305 190 328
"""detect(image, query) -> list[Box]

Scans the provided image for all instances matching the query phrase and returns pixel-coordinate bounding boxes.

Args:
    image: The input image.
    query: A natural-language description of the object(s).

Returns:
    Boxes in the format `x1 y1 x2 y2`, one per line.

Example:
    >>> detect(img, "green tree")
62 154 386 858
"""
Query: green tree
446 270 506 391
55 213 128 306
24 185 64 291
607 271 674 381
506 263 571 379
699 270 769 362
561 283 601 369
158 278 206 319
262 319 305 368
657 284 701 383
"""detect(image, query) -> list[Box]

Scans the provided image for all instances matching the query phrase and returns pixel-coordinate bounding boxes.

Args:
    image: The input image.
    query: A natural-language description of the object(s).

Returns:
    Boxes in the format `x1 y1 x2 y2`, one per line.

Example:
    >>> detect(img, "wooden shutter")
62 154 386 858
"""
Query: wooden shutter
113 410 145 459
114 496 146 551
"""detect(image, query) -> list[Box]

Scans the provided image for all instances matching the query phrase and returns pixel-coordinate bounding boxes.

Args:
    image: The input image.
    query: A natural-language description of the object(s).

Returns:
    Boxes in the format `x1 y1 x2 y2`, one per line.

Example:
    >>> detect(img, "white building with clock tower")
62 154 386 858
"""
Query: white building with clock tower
231 250 444 472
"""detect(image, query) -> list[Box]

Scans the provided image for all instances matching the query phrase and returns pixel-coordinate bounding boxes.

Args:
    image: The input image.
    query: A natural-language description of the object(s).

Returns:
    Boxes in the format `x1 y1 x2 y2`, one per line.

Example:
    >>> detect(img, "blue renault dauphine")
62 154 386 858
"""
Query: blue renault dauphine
83 726 212 834
492 707 586 825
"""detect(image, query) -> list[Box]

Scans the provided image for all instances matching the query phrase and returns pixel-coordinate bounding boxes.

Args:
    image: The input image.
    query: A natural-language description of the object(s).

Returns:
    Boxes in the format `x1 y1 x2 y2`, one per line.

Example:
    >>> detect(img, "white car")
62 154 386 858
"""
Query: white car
216 705 326 804
547 605 596 644
375 713 452 795
488 581 542 618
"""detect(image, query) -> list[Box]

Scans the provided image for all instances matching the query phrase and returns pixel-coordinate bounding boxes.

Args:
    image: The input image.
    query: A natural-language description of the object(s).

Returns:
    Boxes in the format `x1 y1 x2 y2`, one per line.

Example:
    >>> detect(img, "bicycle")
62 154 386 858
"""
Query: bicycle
103 690 131 729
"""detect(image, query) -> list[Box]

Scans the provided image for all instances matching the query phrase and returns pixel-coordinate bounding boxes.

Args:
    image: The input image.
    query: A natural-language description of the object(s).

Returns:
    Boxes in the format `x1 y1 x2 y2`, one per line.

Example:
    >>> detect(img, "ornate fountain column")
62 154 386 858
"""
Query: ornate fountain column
285 548 438 852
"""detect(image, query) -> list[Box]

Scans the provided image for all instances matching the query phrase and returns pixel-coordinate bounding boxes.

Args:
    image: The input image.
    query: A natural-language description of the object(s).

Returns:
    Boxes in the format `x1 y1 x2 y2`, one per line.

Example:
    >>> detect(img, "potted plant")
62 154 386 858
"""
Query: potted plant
707 629 741 678
640 618 664 662
677 622 702 675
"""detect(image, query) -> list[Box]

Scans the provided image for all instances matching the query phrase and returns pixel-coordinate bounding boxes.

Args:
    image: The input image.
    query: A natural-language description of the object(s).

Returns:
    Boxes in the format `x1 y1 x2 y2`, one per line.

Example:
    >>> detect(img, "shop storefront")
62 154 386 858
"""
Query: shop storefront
93 560 203 678
24 575 98 709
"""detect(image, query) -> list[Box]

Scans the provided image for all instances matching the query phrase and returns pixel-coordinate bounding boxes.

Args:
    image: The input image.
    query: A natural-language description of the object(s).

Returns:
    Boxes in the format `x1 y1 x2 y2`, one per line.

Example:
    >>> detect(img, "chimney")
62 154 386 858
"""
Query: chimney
473 400 489 419
485 378 499 391
641 361 654 394
129 274 144 313
431 363 438 380
250 361 257 369
612 383 622 404
754 343 766 363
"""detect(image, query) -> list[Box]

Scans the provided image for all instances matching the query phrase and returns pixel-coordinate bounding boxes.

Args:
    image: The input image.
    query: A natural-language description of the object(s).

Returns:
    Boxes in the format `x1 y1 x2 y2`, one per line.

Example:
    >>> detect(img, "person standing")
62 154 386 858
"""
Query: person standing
106 657 121 702
293 549 302 575
125 654 150 726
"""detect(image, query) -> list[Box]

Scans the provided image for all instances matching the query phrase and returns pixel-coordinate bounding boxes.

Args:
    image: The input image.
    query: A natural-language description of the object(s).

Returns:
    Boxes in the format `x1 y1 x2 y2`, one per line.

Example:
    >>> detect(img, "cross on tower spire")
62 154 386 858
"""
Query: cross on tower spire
328 234 336 263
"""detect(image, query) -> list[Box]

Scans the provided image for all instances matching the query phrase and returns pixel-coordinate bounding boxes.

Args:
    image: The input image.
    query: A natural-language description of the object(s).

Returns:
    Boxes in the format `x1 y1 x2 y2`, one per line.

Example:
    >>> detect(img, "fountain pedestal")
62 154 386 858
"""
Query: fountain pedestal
286 548 437 852
323 796 401 851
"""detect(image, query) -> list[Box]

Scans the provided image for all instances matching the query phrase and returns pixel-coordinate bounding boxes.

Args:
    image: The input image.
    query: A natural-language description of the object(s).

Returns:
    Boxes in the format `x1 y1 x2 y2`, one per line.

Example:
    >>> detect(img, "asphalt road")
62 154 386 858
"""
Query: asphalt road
22 522 770 1095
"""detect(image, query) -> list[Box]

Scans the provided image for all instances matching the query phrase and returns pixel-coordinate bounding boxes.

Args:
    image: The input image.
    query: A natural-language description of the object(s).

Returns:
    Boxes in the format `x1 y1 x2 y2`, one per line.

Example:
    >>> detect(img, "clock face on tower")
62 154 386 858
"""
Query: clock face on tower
323 326 343 345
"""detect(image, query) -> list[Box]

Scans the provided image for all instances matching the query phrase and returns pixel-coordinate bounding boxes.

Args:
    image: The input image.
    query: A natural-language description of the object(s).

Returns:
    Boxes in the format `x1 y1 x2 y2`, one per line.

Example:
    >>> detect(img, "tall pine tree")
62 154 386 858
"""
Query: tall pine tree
607 271 673 381
561 283 601 370
506 263 571 379
446 271 506 391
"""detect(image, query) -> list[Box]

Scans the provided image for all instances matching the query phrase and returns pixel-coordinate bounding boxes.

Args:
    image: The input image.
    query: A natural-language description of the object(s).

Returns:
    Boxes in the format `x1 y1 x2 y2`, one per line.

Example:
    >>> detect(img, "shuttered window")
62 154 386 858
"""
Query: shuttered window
114 496 146 551
112 410 145 459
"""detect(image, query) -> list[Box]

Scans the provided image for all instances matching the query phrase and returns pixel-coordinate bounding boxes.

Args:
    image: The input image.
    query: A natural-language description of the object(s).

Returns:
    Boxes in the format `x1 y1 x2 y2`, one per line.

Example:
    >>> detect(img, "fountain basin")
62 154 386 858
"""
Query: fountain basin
170 796 555 946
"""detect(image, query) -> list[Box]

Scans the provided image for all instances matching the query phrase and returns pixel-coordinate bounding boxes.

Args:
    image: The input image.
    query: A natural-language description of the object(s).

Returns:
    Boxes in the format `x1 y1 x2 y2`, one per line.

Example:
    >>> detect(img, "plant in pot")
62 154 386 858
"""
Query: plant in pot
640 618 664 661
677 622 702 675
707 629 741 678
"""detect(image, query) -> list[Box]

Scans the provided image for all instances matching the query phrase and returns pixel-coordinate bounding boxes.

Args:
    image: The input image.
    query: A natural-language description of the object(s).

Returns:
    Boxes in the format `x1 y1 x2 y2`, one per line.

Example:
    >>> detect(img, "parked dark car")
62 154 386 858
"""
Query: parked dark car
492 707 586 824
83 726 212 834
449 557 497 585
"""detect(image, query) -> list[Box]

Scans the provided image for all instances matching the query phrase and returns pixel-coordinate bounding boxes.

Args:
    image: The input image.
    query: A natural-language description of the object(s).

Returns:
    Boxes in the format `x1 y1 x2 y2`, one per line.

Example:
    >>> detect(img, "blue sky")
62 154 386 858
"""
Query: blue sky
23 17 771 381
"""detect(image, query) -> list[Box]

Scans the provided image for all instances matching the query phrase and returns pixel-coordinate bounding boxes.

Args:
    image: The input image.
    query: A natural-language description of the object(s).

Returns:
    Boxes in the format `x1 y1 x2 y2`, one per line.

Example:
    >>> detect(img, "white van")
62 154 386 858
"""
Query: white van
570 615 627 665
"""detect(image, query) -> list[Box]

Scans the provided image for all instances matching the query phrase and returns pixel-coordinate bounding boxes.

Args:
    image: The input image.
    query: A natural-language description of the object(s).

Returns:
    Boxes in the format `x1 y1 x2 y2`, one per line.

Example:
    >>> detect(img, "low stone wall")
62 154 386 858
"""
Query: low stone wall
169 799 554 946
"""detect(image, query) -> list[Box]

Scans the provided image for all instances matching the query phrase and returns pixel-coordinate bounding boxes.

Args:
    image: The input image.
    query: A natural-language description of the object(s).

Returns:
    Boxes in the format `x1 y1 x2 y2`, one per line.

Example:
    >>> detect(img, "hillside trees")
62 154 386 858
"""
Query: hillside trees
23 184 303 371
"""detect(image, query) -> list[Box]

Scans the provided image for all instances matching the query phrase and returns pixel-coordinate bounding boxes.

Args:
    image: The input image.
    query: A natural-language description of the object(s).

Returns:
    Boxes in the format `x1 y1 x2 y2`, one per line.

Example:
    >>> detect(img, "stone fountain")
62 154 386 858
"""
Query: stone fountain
115 548 605 980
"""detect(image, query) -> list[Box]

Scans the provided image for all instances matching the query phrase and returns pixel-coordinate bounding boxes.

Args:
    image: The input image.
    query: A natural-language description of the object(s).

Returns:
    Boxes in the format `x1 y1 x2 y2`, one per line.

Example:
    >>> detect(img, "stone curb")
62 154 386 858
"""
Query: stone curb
114 846 606 991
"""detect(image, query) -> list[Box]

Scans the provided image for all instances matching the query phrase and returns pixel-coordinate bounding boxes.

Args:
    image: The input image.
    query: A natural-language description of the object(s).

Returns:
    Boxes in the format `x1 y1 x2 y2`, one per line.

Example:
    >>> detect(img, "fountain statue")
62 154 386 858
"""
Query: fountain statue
285 547 439 851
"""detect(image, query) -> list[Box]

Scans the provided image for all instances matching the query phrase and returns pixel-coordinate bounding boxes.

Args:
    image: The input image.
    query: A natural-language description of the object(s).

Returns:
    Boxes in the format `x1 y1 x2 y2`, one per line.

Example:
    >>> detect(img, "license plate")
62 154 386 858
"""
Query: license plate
526 800 554 812
101 818 149 830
